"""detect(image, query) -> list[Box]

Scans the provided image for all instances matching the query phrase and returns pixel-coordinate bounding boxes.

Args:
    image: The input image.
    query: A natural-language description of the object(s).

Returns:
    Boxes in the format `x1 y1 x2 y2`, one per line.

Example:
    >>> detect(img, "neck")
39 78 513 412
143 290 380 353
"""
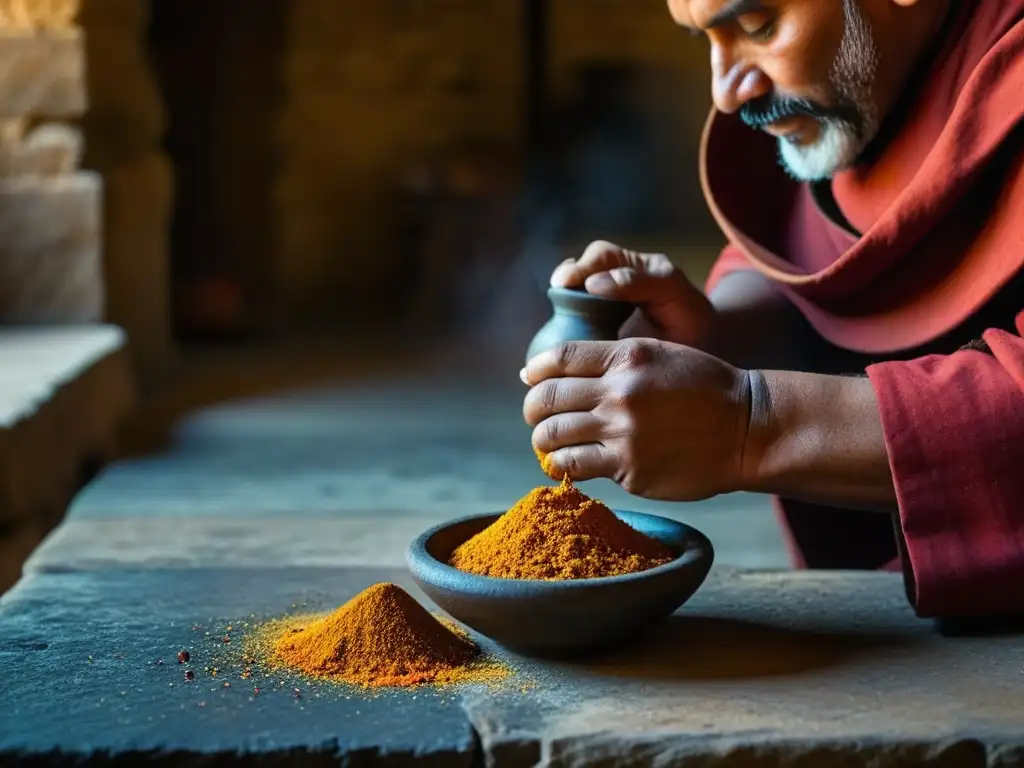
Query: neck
853 0 960 168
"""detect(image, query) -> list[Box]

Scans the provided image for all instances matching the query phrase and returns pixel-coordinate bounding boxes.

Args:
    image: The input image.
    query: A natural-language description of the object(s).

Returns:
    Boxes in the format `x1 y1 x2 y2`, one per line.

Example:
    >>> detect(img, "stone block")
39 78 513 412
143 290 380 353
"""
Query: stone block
0 567 477 765
0 325 134 532
0 0 80 29
0 171 102 323
100 152 174 384
0 122 82 177
0 27 84 118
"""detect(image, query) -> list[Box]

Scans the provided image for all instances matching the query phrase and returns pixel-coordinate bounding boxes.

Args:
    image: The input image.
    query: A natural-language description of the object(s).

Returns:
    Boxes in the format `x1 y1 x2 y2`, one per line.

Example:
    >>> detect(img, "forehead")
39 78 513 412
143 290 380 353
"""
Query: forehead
667 0 773 28
666 0 696 26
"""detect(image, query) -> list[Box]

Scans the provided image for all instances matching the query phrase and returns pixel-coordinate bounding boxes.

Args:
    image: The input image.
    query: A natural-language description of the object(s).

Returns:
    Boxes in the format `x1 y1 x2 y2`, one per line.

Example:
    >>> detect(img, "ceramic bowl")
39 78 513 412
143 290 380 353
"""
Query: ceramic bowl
406 510 714 657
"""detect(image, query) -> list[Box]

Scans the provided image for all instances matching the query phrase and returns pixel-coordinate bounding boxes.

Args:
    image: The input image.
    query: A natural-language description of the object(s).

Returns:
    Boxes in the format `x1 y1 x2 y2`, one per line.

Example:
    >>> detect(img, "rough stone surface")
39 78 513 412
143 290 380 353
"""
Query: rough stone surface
459 569 1024 767
0 171 103 323
24 515 452 572
0 325 134 529
2 566 1023 765
0 567 479 765
53 380 787 569
0 27 85 118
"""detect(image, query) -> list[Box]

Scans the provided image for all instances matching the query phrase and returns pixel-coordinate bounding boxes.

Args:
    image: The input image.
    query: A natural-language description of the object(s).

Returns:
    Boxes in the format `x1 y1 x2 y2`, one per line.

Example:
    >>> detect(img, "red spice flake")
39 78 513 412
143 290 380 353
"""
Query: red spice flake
222 636 231 644
177 650 190 664
253 686 261 696
185 670 195 681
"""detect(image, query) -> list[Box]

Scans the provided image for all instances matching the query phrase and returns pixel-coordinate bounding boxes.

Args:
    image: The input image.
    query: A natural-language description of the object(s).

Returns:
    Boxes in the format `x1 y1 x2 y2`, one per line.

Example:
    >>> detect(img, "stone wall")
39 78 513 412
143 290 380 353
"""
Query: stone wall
269 0 714 328
79 0 173 386
275 1 525 328
68 0 716 347
0 1 101 325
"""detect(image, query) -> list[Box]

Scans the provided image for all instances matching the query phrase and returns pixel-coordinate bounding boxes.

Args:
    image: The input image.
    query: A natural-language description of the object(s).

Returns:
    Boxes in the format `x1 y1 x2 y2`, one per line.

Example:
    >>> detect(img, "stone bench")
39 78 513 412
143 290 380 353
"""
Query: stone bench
0 324 133 592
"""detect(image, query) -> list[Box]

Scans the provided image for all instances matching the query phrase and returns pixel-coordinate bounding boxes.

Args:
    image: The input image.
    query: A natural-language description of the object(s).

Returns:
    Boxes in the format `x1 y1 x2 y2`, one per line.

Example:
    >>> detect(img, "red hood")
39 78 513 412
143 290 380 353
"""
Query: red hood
700 0 1024 353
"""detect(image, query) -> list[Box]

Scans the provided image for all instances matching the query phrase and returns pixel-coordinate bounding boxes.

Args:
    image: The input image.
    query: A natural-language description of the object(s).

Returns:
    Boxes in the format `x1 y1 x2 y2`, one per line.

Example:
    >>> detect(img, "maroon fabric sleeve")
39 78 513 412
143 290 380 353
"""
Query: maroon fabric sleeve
704 243 753 295
866 313 1024 618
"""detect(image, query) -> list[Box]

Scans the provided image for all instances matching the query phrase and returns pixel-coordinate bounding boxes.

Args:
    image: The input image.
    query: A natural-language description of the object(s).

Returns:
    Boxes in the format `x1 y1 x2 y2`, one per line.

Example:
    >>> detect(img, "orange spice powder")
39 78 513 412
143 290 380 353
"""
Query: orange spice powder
270 583 505 688
450 476 675 580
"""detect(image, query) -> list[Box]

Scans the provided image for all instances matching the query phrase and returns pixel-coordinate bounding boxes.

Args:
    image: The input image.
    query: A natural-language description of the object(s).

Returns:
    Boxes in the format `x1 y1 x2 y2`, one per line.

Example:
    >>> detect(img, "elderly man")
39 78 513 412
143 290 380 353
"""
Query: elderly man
522 0 1024 619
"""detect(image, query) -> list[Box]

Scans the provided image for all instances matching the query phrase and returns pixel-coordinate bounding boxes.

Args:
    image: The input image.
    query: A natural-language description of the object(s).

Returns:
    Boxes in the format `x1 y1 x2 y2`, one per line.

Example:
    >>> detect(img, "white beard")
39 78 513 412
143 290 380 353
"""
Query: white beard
777 0 881 181
778 120 863 181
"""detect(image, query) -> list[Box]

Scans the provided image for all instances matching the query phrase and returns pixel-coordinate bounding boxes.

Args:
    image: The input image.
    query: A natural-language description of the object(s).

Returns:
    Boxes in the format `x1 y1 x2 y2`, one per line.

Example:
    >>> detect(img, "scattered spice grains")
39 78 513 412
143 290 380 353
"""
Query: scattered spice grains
177 650 190 664
262 583 508 689
450 475 674 580
184 670 195 682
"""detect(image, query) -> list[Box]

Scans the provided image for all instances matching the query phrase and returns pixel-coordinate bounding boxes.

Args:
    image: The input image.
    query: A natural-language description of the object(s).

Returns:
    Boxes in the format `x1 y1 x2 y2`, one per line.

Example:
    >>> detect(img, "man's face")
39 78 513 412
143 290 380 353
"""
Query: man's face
670 0 884 181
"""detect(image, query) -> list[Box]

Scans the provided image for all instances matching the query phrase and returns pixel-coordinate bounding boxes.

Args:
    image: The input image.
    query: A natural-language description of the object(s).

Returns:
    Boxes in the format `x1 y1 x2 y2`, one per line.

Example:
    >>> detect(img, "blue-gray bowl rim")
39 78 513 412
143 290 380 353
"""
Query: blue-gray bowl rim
405 509 714 596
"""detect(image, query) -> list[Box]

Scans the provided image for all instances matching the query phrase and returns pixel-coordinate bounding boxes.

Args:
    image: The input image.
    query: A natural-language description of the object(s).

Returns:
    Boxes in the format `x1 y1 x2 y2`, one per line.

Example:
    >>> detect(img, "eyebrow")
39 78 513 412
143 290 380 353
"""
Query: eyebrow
705 0 764 28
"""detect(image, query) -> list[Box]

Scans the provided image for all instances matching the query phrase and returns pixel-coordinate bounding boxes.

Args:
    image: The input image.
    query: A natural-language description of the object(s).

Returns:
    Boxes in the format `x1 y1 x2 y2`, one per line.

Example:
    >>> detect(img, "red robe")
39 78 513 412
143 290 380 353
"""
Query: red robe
702 0 1024 618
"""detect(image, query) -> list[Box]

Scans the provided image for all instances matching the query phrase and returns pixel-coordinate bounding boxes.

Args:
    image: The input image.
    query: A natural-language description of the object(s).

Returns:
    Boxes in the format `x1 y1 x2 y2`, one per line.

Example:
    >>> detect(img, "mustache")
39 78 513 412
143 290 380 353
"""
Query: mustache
740 94 861 132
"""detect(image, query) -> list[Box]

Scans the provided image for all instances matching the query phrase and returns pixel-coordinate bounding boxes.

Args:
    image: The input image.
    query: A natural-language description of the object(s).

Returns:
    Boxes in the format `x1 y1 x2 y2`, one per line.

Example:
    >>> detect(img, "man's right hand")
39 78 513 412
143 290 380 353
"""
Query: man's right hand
551 240 717 348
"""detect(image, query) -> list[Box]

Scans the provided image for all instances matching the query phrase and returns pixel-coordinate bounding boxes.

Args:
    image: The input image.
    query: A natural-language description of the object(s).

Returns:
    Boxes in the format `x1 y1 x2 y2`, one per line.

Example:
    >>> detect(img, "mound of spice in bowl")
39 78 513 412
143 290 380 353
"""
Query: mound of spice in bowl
270 582 505 688
449 476 674 580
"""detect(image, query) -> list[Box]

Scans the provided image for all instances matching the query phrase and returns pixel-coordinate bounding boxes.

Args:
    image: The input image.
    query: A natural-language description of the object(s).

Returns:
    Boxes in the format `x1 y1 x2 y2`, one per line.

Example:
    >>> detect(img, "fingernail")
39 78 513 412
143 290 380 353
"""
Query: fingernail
519 368 529 385
585 273 616 294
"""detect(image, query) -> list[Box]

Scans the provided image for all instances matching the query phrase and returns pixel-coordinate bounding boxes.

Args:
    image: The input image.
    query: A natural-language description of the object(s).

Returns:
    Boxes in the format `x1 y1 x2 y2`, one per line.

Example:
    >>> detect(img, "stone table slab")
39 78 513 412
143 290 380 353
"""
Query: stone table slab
2 566 1024 766
0 567 479 766
59 381 788 569
23 515 450 572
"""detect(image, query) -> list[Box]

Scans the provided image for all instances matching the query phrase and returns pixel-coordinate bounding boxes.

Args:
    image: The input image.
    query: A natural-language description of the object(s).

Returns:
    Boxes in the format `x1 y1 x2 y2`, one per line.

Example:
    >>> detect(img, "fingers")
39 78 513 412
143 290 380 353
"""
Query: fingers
523 375 606 427
550 257 586 289
522 341 619 388
550 241 636 290
543 443 618 483
552 241 685 307
531 411 604 455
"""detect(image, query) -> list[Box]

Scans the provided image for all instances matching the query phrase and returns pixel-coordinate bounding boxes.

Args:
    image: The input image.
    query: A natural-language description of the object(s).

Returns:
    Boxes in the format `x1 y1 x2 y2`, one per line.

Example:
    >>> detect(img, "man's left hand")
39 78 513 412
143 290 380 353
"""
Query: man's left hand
522 339 754 501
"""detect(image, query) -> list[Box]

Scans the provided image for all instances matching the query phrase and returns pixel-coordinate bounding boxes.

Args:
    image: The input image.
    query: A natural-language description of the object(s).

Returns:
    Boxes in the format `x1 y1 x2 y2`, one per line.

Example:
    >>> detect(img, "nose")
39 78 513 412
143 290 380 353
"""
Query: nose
710 44 771 114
